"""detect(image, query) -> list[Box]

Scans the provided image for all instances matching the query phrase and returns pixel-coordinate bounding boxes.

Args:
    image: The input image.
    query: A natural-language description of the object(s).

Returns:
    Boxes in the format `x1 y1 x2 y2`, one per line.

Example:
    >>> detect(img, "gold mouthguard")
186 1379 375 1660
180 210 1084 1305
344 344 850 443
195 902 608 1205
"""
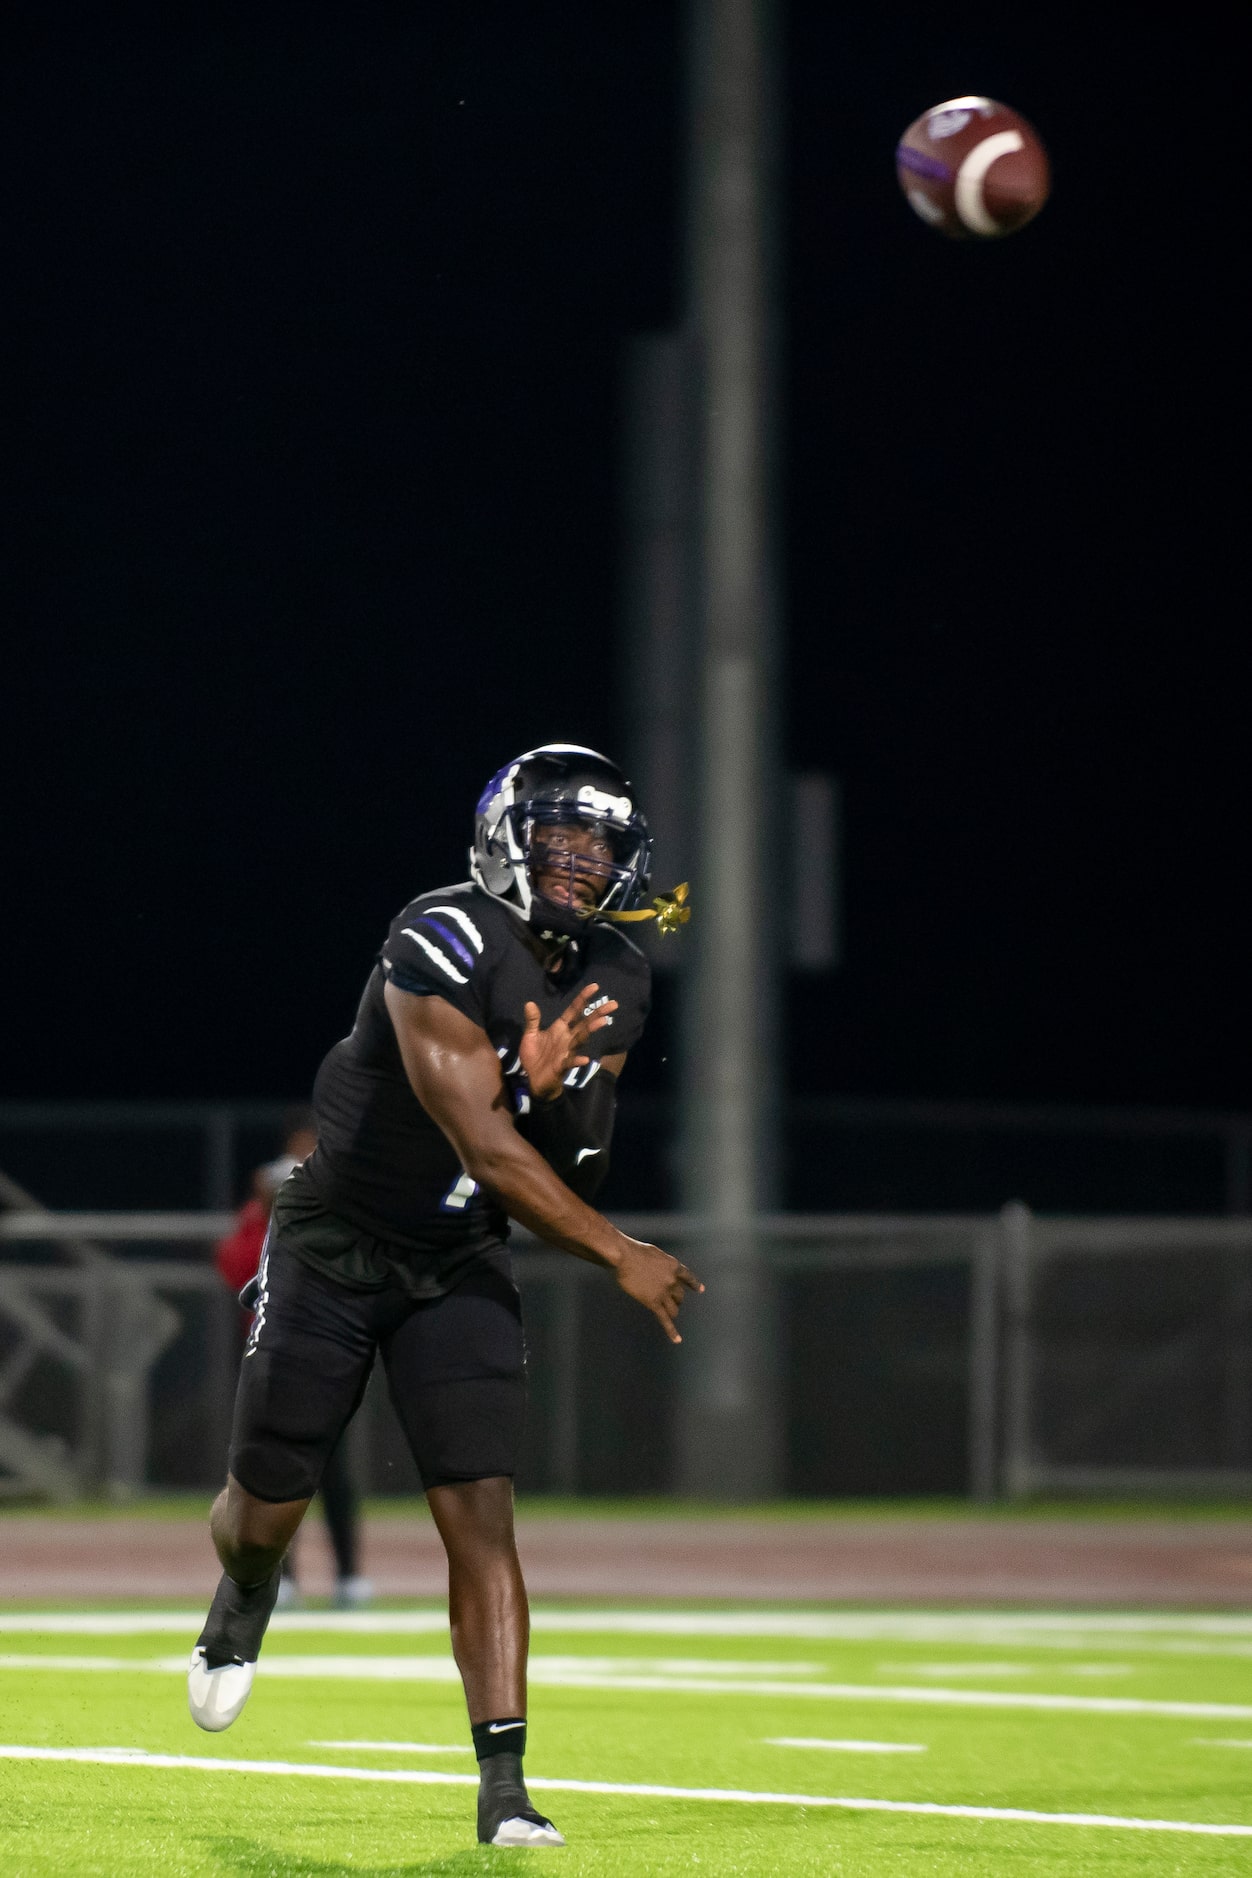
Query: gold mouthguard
604 882 691 936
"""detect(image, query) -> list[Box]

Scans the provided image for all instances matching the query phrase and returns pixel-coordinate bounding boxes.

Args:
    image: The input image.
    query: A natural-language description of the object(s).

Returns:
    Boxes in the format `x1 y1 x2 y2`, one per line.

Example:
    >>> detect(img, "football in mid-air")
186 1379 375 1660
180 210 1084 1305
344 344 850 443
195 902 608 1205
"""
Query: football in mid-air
896 96 1050 239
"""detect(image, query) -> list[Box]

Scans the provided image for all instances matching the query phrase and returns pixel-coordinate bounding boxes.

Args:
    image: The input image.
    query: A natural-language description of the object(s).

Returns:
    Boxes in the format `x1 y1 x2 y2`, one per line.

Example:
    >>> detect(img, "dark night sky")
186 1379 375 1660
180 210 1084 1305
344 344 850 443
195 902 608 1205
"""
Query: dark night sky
4 4 1247 1111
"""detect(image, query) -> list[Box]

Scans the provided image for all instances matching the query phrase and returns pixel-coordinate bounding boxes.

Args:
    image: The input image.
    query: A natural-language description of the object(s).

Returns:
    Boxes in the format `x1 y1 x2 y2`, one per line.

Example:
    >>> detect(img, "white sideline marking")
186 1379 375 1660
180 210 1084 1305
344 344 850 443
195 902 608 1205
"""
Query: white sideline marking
0 1745 1248 1837
311 1740 470 1754
4 1652 1252 1719
8 1608 1252 1649
883 1661 1034 1677
879 1660 1134 1680
7 1607 1252 1637
1196 1738 1252 1749
159 1652 821 1683
0 1655 149 1672
516 1655 824 1677
0 1653 815 1680
768 1737 927 1754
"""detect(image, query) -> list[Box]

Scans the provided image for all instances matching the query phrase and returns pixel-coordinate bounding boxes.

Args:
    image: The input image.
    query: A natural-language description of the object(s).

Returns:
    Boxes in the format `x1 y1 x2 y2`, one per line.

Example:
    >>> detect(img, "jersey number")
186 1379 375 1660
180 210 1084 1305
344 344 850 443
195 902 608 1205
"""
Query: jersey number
441 1171 480 1212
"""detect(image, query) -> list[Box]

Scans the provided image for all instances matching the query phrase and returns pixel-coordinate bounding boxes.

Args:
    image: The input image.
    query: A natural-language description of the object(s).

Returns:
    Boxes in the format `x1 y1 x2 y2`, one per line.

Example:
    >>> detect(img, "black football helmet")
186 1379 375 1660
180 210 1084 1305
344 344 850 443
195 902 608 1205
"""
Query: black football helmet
470 744 653 938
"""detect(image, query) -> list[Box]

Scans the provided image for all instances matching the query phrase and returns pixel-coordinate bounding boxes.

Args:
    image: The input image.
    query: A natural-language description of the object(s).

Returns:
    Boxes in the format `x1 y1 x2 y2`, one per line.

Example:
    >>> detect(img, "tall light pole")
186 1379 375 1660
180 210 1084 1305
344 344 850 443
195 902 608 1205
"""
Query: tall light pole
676 0 784 1497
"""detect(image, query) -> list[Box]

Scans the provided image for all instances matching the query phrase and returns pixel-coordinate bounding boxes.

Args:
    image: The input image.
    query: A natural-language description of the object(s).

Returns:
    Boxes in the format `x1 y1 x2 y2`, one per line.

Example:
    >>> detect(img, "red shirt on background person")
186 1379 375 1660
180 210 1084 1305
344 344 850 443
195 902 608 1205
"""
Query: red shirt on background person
214 1131 317 1296
209 1122 366 1610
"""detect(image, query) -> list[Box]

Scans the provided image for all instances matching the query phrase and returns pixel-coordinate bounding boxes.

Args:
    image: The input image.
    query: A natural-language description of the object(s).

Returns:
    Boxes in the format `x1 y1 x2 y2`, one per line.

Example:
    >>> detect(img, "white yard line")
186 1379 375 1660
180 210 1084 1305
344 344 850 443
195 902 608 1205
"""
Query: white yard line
0 1613 453 1636
7 1607 1252 1637
7 1608 1252 1654
310 1740 471 1753
0 1653 814 1680
0 1654 154 1672
878 1661 1035 1676
0 1744 1248 1838
4 1652 1252 1719
767 1737 927 1753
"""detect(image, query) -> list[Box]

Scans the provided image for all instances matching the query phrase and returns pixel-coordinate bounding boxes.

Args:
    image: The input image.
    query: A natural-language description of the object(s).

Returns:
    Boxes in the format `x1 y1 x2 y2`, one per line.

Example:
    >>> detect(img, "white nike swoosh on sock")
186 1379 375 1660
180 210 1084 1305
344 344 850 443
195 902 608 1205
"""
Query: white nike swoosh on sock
487 1722 526 1734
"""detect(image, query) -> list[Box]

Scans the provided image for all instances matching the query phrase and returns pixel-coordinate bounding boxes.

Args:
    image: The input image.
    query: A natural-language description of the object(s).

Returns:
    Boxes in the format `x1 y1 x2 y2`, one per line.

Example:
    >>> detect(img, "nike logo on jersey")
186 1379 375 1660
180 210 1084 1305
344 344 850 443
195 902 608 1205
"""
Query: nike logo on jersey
575 1147 601 1164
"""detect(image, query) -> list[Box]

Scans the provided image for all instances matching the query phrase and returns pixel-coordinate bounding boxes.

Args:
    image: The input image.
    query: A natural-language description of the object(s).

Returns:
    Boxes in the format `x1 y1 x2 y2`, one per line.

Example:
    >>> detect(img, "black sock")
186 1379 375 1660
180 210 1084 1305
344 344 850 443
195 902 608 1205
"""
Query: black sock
472 1717 527 1762
473 1721 555 1844
195 1568 281 1670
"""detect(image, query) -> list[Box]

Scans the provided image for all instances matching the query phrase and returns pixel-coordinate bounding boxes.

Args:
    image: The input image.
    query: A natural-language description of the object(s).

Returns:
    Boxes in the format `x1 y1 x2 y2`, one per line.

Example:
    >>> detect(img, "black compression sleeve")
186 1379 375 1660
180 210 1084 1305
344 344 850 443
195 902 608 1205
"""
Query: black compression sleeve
523 1072 617 1201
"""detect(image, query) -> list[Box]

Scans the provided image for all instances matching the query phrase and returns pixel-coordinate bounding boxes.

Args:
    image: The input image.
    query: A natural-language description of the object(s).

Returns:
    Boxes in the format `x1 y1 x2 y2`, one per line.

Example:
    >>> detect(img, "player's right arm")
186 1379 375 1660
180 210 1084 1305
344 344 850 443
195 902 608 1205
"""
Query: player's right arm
384 982 702 1343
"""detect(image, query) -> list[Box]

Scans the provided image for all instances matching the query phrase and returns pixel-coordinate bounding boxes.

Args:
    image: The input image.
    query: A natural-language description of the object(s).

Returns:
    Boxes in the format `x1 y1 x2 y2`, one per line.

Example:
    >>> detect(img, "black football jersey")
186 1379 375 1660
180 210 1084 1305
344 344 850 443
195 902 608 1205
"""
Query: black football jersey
301 882 650 1268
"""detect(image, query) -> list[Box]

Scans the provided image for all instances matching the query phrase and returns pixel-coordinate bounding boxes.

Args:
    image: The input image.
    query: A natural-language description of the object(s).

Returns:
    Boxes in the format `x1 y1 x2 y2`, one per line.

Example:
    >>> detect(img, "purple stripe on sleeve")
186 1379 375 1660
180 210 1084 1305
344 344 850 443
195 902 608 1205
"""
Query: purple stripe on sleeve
419 918 476 972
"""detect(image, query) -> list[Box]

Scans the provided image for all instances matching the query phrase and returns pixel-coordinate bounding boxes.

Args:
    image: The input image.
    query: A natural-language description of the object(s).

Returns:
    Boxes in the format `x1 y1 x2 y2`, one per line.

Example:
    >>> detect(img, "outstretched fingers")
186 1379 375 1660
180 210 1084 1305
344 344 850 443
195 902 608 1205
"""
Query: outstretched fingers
560 983 598 1022
652 1284 685 1342
560 983 619 1046
653 1264 704 1343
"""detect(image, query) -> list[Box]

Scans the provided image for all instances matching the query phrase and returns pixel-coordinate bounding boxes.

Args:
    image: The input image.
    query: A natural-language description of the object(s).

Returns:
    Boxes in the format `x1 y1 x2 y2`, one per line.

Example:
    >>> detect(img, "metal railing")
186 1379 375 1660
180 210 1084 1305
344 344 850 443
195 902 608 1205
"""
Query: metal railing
999 1206 1252 1496
2 1207 1250 1502
3 1095 1250 1214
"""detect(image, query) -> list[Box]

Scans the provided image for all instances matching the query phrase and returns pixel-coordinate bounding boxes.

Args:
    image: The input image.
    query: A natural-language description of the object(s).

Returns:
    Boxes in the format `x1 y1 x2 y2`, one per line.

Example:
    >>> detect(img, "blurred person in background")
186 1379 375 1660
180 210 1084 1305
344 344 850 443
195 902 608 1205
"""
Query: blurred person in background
214 1110 371 1611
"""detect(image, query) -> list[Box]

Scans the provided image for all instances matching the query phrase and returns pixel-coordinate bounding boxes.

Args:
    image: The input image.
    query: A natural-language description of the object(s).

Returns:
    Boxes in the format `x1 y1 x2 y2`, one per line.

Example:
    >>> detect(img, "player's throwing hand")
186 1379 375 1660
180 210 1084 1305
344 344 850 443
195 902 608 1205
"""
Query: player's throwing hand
520 983 618 1100
613 1238 703 1343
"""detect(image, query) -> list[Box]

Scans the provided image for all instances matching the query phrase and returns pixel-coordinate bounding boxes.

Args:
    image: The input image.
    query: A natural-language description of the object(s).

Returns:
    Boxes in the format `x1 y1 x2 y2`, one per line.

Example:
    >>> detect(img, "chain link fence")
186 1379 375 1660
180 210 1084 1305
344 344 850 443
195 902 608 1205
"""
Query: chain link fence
3 1208 1249 1503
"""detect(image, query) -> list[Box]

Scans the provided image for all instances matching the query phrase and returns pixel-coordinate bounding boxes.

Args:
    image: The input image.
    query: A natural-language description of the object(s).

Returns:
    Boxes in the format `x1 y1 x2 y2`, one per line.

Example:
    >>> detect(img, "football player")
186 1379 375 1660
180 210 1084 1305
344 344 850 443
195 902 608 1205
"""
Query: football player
187 743 701 1848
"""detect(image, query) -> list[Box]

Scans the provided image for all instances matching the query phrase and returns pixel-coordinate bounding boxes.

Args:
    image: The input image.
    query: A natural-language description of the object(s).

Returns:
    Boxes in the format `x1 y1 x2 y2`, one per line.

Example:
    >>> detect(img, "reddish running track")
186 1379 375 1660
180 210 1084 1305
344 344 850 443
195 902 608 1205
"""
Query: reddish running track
1 1513 1250 1604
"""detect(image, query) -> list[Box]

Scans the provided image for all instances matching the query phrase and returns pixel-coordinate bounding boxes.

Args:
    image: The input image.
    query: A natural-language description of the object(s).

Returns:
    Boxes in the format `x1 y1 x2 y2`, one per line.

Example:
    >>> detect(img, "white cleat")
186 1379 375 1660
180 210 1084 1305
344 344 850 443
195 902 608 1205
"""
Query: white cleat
490 1815 566 1848
187 1647 257 1732
332 1574 374 1611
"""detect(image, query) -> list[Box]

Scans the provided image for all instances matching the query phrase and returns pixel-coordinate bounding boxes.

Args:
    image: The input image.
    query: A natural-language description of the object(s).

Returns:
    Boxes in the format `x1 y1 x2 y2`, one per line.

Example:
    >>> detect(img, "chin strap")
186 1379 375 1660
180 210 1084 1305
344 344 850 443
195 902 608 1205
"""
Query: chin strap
602 882 691 936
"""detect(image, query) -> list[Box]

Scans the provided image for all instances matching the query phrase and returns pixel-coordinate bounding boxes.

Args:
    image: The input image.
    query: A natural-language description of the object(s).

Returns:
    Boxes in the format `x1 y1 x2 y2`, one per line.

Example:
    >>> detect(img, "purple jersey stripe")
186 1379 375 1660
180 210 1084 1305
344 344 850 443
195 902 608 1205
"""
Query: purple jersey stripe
418 918 476 973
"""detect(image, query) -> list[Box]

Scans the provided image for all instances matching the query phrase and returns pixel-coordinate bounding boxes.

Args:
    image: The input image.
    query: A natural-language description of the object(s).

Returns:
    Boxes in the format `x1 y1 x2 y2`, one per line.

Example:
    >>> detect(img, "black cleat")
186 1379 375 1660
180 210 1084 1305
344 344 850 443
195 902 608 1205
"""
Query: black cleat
477 1753 565 1847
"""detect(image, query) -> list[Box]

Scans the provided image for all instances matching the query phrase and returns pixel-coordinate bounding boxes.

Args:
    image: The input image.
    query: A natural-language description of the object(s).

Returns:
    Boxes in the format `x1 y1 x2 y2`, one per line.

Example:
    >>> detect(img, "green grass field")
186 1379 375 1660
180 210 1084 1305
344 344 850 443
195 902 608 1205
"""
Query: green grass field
3 1602 1252 1876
